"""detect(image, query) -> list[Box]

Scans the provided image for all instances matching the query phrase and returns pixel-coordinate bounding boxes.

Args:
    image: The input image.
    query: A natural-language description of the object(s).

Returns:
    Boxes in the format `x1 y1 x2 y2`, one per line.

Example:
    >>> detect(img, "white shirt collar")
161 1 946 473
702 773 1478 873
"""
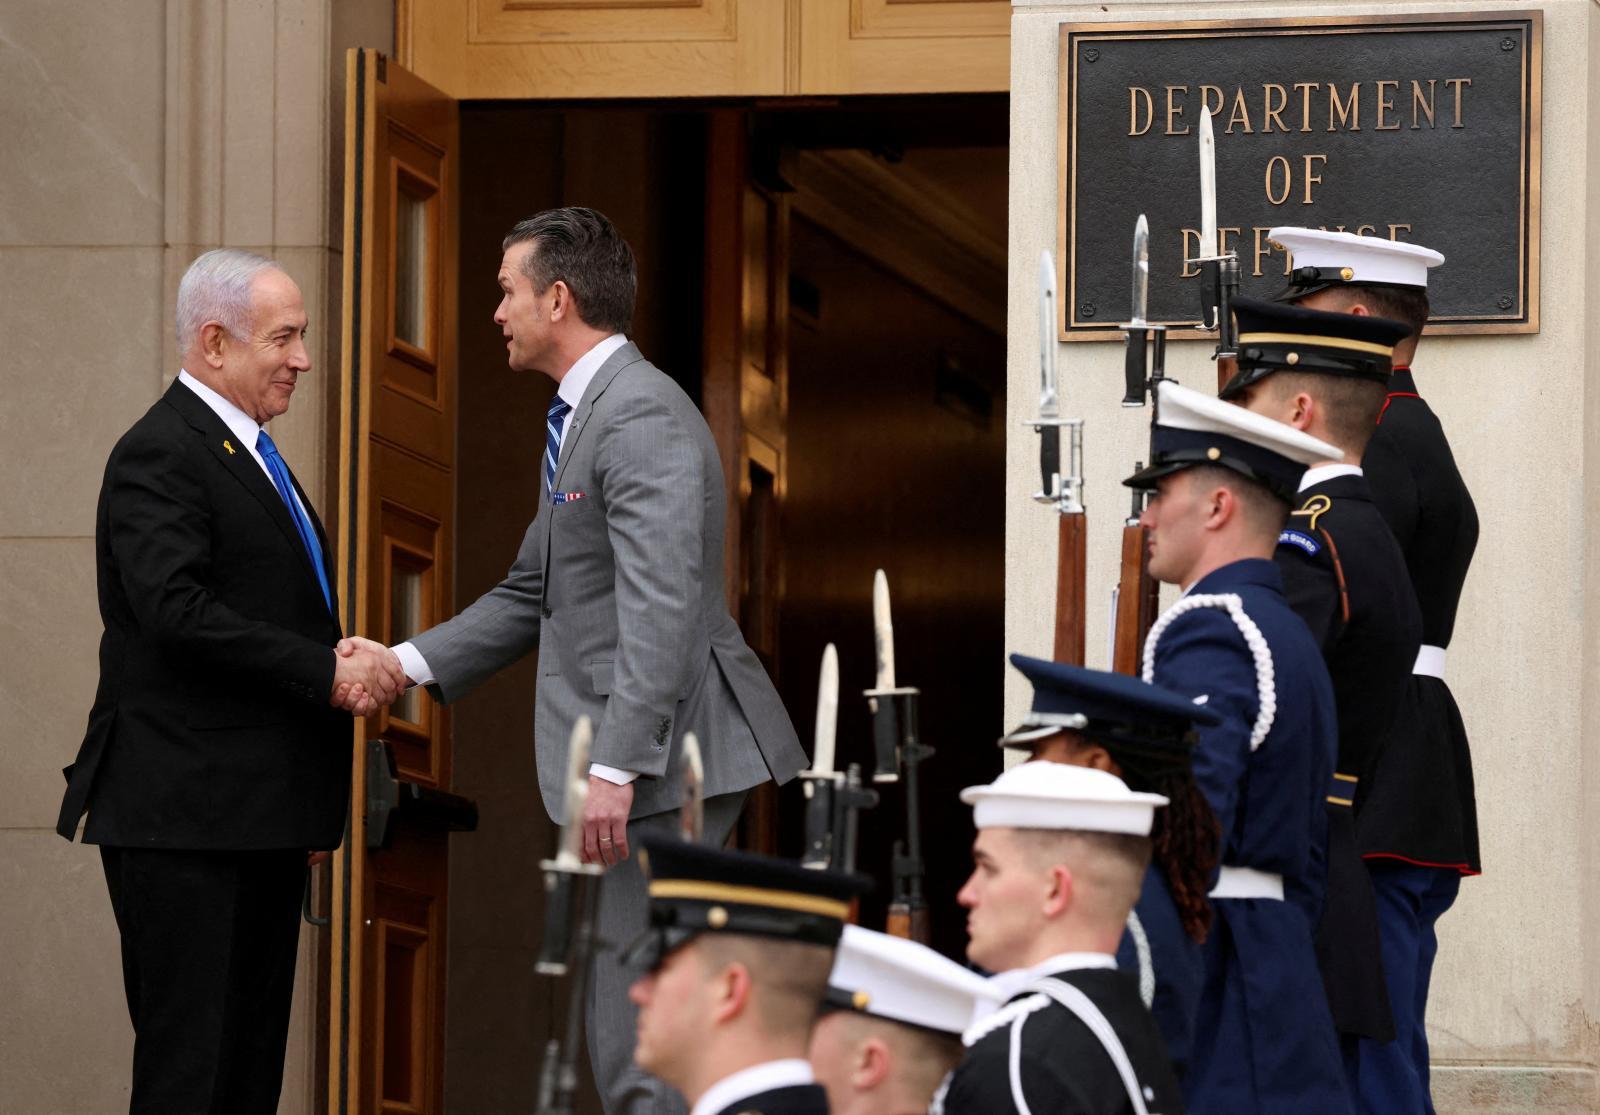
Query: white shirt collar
556 333 628 410
178 368 264 447
1298 463 1362 491
689 1059 814 1115
983 951 1118 1004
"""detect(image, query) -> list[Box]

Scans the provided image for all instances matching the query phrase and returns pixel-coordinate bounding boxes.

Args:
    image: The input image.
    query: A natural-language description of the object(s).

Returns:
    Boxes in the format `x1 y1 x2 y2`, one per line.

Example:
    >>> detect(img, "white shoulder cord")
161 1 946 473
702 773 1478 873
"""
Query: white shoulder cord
1015 978 1155 1115
1007 1013 1034 1115
1125 909 1156 1008
1142 593 1276 751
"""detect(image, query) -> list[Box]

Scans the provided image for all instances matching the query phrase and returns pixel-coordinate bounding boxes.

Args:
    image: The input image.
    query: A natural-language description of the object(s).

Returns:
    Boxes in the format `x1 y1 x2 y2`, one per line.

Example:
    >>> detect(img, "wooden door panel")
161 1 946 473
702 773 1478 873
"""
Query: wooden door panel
397 0 787 99
797 0 1008 94
336 48 460 1115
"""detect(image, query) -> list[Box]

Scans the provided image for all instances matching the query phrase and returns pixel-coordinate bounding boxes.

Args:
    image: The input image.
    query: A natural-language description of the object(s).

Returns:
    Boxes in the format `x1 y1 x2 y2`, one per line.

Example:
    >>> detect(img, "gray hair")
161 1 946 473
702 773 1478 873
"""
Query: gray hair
175 248 282 351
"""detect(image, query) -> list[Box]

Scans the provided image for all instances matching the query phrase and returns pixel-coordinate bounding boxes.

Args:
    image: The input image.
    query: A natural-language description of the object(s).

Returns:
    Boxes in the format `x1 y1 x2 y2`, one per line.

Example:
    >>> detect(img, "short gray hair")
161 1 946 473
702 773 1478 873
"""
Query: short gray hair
175 248 282 351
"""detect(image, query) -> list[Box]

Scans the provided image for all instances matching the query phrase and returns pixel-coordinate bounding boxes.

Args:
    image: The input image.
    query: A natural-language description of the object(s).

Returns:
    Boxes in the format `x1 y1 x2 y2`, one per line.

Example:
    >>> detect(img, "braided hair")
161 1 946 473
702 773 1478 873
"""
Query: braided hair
1084 732 1219 944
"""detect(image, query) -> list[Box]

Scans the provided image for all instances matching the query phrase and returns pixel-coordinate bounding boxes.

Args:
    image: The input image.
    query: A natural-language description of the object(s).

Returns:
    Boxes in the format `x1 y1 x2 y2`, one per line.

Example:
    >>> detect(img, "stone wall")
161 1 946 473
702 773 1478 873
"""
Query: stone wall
0 2 390 1111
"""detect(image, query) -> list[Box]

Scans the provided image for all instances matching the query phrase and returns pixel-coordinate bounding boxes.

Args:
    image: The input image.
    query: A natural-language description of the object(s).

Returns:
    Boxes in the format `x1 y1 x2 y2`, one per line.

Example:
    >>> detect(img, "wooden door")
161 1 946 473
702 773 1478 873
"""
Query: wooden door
704 111 790 853
332 48 462 1115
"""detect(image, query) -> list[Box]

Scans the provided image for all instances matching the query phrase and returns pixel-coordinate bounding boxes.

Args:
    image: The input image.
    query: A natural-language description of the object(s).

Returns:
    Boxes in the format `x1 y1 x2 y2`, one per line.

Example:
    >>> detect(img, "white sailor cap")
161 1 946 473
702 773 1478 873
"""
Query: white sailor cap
959 761 1168 836
824 925 999 1036
1123 380 1343 501
1270 226 1443 297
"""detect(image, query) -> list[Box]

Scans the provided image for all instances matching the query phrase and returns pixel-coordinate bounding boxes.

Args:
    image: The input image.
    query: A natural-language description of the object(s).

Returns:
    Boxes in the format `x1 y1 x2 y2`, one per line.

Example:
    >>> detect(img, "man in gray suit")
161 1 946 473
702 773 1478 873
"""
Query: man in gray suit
378 207 806 1114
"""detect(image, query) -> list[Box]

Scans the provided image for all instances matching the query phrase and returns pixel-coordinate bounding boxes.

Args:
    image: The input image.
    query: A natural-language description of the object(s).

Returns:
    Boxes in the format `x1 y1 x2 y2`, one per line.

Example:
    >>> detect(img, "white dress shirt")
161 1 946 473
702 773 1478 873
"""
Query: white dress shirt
393 333 638 784
1298 462 1363 491
689 1058 815 1115
176 368 311 523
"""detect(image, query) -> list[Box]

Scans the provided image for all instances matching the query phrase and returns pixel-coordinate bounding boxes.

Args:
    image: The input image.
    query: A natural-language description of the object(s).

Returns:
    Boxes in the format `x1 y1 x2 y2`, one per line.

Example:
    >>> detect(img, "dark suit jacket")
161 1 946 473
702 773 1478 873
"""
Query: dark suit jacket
57 378 351 850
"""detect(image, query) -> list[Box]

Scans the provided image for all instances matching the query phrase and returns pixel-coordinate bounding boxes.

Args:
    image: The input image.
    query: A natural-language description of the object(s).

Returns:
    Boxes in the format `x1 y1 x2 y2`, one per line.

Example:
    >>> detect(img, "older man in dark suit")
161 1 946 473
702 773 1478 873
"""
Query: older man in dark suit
57 249 404 1114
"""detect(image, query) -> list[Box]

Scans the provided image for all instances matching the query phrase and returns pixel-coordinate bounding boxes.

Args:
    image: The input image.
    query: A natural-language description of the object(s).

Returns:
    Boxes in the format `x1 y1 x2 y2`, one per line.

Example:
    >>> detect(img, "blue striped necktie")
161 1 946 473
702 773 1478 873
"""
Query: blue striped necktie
545 395 573 496
256 430 333 612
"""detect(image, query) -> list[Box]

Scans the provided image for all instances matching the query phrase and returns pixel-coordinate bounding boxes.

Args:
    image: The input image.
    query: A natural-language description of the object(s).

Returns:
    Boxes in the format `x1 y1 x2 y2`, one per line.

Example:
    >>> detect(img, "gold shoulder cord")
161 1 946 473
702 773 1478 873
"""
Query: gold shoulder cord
1291 493 1333 530
1288 494 1349 624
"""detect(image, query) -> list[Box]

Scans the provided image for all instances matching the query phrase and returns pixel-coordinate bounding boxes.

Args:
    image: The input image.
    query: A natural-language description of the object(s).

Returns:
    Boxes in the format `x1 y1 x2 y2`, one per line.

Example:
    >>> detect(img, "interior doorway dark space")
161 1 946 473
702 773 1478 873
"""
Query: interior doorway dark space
444 95 1005 1113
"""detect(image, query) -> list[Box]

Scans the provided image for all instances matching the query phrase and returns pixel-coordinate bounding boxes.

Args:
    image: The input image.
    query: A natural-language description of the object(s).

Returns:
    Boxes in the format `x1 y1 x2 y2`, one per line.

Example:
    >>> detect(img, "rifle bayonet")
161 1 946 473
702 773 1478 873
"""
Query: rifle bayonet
801 644 842 869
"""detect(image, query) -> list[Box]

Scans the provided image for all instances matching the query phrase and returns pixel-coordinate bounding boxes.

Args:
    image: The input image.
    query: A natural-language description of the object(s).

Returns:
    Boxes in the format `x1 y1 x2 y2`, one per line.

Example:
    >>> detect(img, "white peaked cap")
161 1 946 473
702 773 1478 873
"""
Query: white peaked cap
826 925 1000 1036
959 761 1168 836
1271 226 1443 289
1156 380 1344 467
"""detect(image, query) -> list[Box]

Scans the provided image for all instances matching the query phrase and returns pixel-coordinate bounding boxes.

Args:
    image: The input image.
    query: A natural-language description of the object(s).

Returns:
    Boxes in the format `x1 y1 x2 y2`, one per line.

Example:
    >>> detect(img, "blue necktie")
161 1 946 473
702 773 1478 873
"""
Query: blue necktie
257 430 333 612
545 396 573 496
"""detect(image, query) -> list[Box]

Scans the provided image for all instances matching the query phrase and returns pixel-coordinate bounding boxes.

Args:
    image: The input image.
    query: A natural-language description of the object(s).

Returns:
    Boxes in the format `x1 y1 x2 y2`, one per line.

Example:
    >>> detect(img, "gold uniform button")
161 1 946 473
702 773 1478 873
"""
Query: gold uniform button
1286 352 1300 365
1206 447 1221 460
1340 267 1354 281
853 989 871 1010
707 905 729 929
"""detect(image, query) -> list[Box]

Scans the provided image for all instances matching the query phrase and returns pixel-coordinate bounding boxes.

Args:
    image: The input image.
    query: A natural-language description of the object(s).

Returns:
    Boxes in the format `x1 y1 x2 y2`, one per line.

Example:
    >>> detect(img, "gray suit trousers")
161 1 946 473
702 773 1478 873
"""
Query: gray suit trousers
587 791 748 1115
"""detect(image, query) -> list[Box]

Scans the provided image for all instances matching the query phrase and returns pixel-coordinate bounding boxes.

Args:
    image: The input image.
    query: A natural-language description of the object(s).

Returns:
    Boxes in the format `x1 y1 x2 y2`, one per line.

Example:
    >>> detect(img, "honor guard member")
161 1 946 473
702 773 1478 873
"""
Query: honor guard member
1125 382 1351 1113
1268 226 1480 1113
808 926 998 1115
941 761 1184 1115
626 835 868 1115
1220 295 1424 1053
999 655 1224 1080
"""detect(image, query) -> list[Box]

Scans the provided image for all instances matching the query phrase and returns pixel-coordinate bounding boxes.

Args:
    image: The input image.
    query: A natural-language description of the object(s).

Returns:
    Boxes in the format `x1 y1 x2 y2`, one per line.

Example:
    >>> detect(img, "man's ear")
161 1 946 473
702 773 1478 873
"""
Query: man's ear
1345 301 1372 317
710 961 752 1026
854 1035 893 1091
1042 863 1074 920
1287 391 1314 431
200 321 228 368
1202 482 1233 532
547 279 572 323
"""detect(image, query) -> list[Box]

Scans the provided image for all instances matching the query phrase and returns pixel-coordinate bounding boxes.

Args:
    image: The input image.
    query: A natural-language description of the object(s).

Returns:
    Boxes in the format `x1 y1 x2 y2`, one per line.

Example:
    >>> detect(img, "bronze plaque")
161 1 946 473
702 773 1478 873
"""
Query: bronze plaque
1057 12 1542 340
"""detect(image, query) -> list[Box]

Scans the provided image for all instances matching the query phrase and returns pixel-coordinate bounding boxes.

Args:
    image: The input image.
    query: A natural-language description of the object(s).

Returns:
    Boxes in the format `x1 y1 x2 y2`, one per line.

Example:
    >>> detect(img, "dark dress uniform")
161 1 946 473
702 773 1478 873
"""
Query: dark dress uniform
1117 865 1202 1079
942 965 1183 1115
1276 471 1423 1042
1351 367 1481 1111
706 1083 829 1115
1145 559 1350 1114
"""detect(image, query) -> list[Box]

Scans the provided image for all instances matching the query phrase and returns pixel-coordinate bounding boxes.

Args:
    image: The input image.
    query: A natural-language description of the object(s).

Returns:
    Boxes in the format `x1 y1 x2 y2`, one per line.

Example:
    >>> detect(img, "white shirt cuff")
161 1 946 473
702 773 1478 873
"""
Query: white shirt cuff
589 763 639 786
391 641 434 687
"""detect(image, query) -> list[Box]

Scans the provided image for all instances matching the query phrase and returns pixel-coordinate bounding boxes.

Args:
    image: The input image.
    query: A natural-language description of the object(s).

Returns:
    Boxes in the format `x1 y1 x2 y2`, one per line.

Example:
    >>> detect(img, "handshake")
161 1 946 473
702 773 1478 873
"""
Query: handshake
328 636 411 717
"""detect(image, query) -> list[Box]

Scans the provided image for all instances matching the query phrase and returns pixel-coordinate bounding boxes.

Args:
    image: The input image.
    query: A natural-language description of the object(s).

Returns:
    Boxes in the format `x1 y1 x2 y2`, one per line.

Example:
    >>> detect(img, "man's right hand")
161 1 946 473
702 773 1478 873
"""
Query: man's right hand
329 637 410 716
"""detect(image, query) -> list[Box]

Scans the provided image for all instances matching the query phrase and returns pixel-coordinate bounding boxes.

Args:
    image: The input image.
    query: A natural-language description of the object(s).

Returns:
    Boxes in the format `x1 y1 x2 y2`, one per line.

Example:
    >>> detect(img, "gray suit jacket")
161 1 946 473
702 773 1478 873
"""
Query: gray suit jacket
412 342 805 820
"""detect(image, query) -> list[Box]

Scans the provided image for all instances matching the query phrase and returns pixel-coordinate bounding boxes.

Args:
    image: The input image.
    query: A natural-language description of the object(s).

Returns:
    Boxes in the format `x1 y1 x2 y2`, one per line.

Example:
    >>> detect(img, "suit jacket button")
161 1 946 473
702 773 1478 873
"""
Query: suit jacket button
541 606 552 619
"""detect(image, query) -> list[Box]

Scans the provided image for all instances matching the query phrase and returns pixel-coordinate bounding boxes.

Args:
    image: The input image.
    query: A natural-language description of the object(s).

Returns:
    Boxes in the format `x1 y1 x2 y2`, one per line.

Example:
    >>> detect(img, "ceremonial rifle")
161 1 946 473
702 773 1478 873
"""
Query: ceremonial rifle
1031 251 1087 665
1113 217 1171 676
1188 109 1242 393
534 717 603 1115
679 731 704 843
863 570 933 945
801 644 879 874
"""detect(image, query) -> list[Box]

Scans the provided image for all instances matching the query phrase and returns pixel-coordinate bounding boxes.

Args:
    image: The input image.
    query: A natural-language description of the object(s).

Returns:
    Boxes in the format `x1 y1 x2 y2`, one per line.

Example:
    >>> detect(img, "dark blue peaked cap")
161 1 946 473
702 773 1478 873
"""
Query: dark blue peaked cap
1001 655 1222 788
1219 295 1413 401
622 834 869 972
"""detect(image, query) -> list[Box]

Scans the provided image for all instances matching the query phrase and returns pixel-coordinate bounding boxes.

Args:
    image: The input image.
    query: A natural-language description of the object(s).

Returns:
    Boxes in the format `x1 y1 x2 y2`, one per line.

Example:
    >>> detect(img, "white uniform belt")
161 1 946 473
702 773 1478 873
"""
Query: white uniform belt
1413 644 1446 679
1209 866 1284 900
